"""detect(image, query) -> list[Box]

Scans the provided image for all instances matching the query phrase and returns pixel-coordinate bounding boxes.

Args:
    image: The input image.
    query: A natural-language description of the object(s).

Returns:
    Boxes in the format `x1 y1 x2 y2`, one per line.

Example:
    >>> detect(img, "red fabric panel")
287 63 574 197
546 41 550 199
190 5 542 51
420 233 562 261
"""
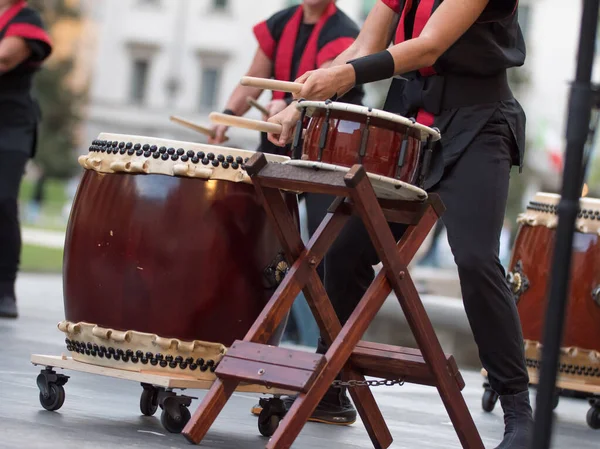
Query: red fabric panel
6 23 51 46
295 2 337 79
273 6 304 100
394 0 413 44
253 21 276 60
380 0 403 14
416 109 434 127
273 2 337 100
316 36 354 67
413 0 436 76
0 0 26 33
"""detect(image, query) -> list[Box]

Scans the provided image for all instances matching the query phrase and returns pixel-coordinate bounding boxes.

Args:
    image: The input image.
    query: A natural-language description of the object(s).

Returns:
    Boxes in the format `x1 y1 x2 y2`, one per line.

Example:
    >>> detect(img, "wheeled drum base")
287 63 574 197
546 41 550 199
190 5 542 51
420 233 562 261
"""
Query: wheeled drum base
31 354 293 435
480 368 600 430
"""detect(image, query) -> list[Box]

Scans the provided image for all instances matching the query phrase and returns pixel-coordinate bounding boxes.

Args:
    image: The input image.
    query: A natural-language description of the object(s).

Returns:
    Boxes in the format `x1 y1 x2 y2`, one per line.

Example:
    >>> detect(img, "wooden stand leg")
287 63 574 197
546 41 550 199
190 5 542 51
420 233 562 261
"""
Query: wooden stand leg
265 204 437 449
302 268 393 449
182 379 238 444
346 167 484 449
251 173 393 449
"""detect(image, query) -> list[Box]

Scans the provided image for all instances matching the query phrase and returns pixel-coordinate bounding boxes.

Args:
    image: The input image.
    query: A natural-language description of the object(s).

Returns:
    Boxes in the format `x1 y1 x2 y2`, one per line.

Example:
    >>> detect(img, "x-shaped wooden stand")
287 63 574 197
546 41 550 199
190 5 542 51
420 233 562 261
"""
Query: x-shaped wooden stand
182 153 484 449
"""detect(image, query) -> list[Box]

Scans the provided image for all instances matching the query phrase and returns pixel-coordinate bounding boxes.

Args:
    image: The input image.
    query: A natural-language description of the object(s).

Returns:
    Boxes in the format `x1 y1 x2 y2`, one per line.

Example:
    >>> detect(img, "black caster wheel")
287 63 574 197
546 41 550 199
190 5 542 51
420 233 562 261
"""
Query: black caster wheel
39 383 65 411
36 368 69 412
257 396 286 437
140 384 159 416
160 405 191 433
258 409 281 437
587 406 600 430
482 388 499 413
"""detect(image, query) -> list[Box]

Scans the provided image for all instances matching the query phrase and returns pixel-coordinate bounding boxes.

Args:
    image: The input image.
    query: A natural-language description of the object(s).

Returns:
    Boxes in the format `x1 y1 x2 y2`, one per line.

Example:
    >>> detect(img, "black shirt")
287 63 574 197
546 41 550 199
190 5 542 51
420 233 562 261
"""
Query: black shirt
381 0 526 189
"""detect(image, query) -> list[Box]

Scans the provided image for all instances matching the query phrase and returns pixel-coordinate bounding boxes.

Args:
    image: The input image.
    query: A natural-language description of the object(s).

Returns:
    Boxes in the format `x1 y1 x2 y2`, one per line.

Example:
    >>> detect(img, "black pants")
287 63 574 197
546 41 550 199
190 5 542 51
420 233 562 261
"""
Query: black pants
303 192 336 280
321 112 529 396
0 151 28 286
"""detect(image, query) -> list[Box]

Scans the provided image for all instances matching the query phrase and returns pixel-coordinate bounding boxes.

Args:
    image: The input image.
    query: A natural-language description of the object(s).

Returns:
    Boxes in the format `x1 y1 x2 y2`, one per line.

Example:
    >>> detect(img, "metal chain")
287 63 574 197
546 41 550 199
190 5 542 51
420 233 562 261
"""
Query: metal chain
331 378 405 388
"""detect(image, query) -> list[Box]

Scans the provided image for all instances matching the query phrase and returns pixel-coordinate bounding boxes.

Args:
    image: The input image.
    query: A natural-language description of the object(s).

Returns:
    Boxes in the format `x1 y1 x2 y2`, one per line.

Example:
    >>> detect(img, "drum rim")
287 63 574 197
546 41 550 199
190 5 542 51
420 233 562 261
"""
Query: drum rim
295 100 442 142
97 133 291 163
533 191 600 206
285 159 428 201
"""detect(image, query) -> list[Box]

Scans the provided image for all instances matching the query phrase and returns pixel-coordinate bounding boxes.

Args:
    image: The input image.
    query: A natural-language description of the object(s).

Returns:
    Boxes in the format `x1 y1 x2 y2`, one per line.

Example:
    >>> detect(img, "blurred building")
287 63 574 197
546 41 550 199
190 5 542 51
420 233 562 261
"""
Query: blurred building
82 0 380 150
80 0 600 196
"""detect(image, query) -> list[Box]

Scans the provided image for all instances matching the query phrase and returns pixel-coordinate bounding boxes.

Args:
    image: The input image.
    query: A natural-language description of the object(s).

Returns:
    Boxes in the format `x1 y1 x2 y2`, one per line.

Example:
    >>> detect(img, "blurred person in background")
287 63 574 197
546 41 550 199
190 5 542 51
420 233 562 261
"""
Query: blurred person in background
212 1 367 424
209 0 364 153
0 0 52 318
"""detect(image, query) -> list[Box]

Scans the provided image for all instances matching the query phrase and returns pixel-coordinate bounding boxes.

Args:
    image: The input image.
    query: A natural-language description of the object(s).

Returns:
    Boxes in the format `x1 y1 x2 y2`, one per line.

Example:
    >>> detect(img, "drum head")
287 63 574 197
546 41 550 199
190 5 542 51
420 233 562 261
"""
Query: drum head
296 100 441 142
79 133 290 184
284 160 427 202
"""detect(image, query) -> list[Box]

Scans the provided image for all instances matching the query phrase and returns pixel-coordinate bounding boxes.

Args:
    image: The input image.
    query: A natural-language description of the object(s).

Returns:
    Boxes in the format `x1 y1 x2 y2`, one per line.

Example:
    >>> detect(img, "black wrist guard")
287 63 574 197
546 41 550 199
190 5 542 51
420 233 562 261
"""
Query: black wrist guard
223 108 236 116
347 50 395 85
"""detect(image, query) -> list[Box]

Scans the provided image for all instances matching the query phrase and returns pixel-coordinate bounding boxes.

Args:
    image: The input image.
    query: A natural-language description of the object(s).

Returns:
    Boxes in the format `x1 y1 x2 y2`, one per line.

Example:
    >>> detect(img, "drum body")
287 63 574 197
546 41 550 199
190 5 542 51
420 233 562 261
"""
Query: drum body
298 101 440 185
60 134 297 380
508 193 600 385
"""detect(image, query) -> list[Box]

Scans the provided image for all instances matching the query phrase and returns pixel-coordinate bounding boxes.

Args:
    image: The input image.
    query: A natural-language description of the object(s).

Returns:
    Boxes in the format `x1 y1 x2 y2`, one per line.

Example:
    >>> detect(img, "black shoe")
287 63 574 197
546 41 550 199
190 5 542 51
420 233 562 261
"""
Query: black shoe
494 390 534 449
251 388 357 426
0 295 18 318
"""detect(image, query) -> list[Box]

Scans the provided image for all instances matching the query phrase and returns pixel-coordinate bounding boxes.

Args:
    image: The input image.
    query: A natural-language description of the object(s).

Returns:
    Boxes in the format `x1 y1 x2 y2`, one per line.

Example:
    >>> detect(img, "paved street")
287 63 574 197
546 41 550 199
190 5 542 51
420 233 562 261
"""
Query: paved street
21 228 66 250
0 273 597 448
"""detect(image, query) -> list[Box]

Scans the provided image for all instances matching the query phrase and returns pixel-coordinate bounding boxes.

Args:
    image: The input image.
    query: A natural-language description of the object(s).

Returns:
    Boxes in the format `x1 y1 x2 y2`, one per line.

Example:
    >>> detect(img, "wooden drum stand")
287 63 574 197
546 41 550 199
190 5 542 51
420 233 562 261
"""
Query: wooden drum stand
182 153 484 449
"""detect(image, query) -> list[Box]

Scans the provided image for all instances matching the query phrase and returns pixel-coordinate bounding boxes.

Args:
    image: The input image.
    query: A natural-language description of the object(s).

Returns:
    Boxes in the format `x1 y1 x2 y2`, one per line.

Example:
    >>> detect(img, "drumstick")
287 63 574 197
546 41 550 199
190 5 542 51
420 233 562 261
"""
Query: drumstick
209 112 283 135
170 116 229 142
246 97 270 116
241 76 303 94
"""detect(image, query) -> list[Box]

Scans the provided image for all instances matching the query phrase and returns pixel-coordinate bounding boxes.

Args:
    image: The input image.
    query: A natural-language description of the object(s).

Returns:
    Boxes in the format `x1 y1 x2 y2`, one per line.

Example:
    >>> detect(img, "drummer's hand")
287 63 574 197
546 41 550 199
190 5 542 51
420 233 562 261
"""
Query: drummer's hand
209 124 228 144
265 99 289 120
295 65 356 100
267 104 302 147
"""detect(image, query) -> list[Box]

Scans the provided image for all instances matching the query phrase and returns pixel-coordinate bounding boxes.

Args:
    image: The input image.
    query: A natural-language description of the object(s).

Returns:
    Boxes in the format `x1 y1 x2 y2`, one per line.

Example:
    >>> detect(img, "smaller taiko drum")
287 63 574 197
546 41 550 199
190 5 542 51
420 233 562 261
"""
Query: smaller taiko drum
59 133 297 382
508 192 600 386
292 100 441 187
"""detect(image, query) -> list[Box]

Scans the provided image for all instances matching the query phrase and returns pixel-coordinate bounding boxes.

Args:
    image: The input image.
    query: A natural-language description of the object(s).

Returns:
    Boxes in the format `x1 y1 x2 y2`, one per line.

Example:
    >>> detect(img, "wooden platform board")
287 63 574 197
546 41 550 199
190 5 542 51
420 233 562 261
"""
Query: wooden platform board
31 354 294 394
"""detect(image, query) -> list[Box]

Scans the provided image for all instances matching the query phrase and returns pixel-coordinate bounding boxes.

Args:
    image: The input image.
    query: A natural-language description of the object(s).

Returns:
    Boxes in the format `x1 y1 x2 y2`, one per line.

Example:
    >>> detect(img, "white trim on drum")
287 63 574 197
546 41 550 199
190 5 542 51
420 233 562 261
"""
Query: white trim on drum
98 133 291 163
295 101 442 142
284 160 428 202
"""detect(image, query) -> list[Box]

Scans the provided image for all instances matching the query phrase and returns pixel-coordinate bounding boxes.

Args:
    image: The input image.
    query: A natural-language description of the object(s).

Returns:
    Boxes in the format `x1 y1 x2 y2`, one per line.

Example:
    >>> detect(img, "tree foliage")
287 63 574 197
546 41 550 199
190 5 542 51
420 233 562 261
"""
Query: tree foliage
28 0 86 180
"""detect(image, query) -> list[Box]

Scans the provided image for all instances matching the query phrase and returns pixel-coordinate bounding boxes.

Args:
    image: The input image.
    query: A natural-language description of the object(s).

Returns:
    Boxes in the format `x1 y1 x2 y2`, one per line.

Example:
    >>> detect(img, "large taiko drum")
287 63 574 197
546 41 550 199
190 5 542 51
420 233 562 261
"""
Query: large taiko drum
291 100 441 188
59 133 297 381
508 192 600 386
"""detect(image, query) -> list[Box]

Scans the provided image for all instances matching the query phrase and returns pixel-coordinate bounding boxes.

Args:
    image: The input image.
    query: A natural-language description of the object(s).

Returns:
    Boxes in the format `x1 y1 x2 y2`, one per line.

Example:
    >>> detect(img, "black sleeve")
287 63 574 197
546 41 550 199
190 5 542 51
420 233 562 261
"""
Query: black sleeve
6 7 53 62
25 40 48 61
478 0 519 23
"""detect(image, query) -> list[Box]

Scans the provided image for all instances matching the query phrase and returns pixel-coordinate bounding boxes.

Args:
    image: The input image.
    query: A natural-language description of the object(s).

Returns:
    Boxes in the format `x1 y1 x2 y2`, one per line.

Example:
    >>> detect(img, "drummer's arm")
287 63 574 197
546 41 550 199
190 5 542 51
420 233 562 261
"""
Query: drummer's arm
385 0 491 74
0 36 32 75
210 47 272 143
327 1 399 67
296 0 491 99
221 48 272 116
